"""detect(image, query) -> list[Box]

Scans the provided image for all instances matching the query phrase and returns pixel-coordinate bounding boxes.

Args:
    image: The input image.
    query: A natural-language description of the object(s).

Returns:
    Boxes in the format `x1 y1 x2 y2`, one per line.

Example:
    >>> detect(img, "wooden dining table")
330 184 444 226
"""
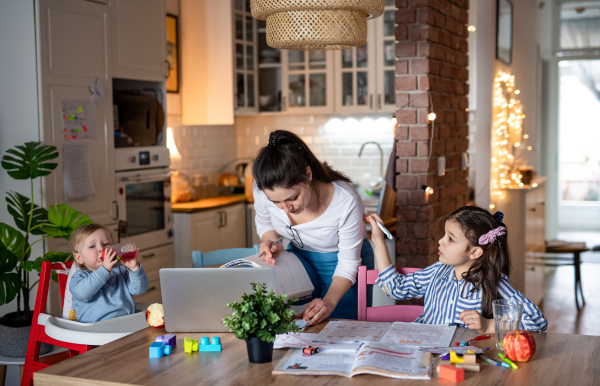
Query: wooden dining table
35 321 600 385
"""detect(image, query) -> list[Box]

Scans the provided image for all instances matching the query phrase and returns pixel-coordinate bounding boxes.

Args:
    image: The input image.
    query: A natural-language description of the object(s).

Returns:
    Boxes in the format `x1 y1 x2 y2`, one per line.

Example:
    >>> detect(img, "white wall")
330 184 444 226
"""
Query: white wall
0 0 44 317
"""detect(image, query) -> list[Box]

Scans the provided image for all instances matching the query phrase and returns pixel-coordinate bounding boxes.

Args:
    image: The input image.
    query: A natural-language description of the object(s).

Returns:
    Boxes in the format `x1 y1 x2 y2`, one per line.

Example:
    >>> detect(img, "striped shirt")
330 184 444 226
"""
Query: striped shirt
375 262 548 331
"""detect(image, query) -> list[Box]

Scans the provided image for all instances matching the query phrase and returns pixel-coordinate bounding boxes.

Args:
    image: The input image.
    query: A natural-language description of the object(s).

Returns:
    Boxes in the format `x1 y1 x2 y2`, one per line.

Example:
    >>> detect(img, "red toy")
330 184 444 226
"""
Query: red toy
439 365 464 383
504 330 536 362
303 346 321 356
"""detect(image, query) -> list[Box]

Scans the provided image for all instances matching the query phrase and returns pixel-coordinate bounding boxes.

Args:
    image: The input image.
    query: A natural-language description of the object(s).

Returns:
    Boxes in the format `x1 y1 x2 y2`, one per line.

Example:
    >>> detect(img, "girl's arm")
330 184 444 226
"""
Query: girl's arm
69 268 110 301
498 278 548 331
122 264 149 296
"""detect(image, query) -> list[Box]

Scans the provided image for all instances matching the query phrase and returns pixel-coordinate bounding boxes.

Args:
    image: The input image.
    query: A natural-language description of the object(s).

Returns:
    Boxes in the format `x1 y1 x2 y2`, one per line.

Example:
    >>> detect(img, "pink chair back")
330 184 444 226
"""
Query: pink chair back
357 265 425 322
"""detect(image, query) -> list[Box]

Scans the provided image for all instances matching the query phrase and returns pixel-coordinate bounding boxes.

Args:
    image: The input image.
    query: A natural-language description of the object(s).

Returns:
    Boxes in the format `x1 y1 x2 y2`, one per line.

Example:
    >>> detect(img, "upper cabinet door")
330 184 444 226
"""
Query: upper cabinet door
375 0 397 113
111 0 167 81
281 50 334 115
233 0 259 115
334 19 377 114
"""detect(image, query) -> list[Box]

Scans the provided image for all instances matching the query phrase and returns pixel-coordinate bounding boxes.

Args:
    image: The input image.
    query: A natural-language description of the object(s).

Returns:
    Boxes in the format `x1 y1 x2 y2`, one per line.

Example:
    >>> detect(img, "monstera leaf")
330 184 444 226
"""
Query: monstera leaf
0 240 21 305
0 223 26 261
6 191 49 235
1 142 58 180
40 204 93 239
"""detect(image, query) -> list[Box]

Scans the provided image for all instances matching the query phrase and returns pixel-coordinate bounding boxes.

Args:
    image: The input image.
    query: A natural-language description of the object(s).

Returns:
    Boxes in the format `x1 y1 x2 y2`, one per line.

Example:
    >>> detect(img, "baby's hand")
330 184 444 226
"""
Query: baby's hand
459 310 493 334
101 249 119 273
365 213 386 244
122 248 140 271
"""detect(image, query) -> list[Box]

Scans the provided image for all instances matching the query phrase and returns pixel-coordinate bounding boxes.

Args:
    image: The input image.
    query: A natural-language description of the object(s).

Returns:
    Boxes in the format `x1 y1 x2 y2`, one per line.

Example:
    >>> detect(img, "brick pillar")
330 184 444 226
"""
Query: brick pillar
394 0 470 269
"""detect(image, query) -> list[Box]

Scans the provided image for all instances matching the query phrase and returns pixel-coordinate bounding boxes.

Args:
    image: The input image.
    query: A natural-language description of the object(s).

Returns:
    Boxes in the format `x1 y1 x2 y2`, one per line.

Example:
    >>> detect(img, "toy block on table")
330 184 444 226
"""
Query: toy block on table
184 337 199 353
149 342 172 358
463 353 477 364
199 336 222 352
439 365 464 383
456 363 480 372
450 350 464 364
156 334 177 347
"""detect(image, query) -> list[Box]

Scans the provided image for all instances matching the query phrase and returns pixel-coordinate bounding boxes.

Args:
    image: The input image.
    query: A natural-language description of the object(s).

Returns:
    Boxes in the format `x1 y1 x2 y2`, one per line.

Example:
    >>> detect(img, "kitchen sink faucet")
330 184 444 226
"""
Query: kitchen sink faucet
358 141 384 179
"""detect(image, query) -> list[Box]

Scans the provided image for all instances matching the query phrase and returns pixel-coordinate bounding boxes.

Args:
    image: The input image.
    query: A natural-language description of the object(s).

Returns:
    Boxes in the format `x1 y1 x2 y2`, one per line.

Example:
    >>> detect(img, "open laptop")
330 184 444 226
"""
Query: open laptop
159 268 277 332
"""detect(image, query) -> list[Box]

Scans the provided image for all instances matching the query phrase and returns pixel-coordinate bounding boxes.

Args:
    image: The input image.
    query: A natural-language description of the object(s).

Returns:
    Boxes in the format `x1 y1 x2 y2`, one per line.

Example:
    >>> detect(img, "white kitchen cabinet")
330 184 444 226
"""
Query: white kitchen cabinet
233 0 259 114
173 203 247 268
110 0 168 82
374 1 398 112
181 0 234 125
495 178 547 305
133 243 174 304
282 50 335 114
36 0 117 232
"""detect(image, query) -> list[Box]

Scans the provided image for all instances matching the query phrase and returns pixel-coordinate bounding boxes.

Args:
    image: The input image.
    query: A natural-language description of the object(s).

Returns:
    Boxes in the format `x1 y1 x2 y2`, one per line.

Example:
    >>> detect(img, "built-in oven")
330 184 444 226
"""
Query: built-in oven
115 147 172 249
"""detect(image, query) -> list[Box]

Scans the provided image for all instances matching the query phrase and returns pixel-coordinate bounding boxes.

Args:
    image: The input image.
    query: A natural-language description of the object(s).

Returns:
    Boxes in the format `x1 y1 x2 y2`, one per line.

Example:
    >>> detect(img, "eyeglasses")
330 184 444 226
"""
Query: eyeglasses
285 225 303 249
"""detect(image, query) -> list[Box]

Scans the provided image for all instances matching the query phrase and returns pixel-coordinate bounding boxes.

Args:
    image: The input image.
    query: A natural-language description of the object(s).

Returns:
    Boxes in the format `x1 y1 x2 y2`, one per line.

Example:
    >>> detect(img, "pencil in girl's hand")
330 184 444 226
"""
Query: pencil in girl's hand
375 219 393 240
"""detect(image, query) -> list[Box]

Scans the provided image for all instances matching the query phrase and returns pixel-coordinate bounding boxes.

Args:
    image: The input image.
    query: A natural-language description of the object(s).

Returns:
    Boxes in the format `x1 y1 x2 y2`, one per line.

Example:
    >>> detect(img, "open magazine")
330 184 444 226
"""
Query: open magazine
220 251 314 300
272 343 434 379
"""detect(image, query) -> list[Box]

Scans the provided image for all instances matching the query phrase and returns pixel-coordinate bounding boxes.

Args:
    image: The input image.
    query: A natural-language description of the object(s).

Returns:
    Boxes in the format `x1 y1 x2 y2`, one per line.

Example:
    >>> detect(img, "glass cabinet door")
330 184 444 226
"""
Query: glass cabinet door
334 19 376 113
375 0 397 112
282 49 334 114
233 0 258 114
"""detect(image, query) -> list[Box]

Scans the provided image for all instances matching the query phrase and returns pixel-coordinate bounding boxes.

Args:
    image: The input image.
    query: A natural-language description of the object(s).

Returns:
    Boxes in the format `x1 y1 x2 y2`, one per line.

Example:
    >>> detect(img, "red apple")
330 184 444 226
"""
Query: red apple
503 330 536 362
146 303 165 328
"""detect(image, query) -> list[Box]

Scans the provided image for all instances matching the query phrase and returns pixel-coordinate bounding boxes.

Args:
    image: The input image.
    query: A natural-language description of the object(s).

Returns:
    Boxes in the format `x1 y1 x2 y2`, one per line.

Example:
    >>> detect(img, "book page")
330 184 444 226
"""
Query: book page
272 348 356 377
311 320 392 344
351 343 433 379
274 333 362 352
379 322 456 347
231 252 314 298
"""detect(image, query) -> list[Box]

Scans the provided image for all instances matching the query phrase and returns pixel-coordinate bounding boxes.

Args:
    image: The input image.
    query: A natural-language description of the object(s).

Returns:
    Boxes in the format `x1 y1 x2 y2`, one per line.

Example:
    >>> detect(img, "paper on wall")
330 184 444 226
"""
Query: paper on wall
61 99 96 140
63 142 95 201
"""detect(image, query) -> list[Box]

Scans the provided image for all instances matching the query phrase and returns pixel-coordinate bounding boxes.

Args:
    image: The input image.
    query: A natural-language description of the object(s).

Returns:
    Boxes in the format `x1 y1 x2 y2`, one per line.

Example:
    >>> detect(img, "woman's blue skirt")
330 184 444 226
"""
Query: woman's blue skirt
287 239 374 319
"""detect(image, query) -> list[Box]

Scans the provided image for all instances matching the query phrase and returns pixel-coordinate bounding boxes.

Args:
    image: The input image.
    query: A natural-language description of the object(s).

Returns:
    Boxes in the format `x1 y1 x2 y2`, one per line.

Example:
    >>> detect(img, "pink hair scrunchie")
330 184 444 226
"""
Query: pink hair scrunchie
478 226 507 245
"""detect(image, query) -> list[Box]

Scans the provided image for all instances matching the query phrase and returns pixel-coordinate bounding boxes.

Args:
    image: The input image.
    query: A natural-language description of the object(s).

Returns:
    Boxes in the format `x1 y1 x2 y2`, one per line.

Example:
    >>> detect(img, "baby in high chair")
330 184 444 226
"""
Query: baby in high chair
365 206 547 333
69 224 149 323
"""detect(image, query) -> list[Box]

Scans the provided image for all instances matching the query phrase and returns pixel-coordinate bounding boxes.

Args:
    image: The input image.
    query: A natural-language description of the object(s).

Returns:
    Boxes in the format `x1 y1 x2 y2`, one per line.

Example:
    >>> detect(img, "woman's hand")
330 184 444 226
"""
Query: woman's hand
101 249 119 273
297 298 336 326
459 310 494 334
122 248 140 272
258 239 284 265
365 213 386 244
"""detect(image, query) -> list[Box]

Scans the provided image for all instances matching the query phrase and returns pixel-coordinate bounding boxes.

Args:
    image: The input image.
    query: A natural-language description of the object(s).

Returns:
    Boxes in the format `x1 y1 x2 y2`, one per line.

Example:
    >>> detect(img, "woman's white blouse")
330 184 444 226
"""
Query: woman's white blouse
253 180 365 284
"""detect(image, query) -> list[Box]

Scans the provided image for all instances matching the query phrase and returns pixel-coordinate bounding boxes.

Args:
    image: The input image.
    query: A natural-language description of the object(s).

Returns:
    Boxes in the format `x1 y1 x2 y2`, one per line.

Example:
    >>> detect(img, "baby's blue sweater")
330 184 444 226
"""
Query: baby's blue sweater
70 264 149 323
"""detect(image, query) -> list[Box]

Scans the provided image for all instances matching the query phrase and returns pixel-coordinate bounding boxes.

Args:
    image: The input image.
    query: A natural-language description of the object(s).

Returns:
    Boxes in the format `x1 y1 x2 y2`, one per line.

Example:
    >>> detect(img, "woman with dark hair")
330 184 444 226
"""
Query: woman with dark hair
252 130 374 325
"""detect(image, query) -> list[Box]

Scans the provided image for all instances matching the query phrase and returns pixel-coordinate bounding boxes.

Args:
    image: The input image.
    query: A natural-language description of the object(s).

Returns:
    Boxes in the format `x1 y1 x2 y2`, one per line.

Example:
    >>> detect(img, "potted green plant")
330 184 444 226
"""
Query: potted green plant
0 142 93 357
222 282 300 363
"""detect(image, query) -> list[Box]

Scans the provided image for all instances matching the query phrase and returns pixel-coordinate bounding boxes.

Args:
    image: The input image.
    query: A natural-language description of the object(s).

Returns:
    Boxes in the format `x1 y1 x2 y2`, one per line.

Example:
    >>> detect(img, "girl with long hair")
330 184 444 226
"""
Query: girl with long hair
252 130 374 324
366 206 547 332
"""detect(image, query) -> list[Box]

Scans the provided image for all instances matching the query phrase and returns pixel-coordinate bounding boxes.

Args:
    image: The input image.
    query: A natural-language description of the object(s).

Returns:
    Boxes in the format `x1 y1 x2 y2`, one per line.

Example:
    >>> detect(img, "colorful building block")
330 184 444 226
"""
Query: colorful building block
456 363 480 372
450 350 464 364
199 336 222 352
463 353 477 364
184 337 199 353
149 342 172 358
439 365 465 383
156 334 177 347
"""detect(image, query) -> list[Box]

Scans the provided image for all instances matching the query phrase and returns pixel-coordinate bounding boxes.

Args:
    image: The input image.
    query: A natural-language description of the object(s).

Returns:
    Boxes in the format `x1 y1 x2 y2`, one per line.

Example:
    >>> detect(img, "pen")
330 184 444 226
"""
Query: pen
498 353 518 369
375 219 393 240
481 355 500 366
470 334 491 341
258 237 284 258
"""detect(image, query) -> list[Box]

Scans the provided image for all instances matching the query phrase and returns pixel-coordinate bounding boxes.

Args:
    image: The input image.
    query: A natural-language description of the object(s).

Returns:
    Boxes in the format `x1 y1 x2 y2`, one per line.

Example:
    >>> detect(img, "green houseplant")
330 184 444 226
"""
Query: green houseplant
222 282 300 363
0 142 93 357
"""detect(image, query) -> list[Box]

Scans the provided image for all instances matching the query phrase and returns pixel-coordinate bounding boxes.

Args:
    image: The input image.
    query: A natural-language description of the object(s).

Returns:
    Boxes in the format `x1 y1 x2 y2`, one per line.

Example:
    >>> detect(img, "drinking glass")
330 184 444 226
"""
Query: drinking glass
493 299 523 350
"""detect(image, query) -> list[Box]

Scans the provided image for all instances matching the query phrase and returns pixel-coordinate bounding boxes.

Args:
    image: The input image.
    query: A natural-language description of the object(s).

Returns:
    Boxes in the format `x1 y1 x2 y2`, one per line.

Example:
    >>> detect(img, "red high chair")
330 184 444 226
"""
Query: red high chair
21 261 93 386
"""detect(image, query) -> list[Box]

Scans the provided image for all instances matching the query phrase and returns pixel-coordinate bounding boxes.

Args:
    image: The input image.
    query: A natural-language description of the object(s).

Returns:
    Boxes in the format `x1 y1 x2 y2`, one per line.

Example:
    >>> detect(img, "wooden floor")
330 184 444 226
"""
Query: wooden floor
540 231 600 336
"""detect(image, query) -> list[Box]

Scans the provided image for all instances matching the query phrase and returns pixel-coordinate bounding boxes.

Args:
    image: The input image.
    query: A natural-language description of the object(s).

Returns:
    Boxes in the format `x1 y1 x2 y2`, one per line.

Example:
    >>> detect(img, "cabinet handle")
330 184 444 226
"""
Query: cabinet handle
224 211 228 227
369 94 373 110
165 59 171 79
147 286 157 292
528 207 536 212
142 253 155 259
112 201 119 221
538 201 545 206
218 211 225 228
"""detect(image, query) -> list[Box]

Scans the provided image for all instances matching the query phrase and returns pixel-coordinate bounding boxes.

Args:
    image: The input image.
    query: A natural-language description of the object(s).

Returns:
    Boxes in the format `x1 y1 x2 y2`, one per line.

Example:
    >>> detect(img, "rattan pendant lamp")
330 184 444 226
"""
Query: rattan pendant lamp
251 0 385 50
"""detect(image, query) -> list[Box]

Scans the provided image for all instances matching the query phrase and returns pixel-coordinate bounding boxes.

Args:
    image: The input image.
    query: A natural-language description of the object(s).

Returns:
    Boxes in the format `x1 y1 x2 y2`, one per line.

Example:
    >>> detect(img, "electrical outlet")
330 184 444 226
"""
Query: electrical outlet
437 157 446 176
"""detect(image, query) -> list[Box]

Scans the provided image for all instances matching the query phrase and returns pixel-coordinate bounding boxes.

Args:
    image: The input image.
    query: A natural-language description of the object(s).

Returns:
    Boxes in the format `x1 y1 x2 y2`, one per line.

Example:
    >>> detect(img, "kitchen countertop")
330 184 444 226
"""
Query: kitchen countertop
172 195 248 212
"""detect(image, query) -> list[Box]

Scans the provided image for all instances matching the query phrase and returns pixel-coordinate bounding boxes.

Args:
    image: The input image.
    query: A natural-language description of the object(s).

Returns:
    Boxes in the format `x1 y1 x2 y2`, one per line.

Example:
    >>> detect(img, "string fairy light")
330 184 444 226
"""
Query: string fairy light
491 72 530 207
